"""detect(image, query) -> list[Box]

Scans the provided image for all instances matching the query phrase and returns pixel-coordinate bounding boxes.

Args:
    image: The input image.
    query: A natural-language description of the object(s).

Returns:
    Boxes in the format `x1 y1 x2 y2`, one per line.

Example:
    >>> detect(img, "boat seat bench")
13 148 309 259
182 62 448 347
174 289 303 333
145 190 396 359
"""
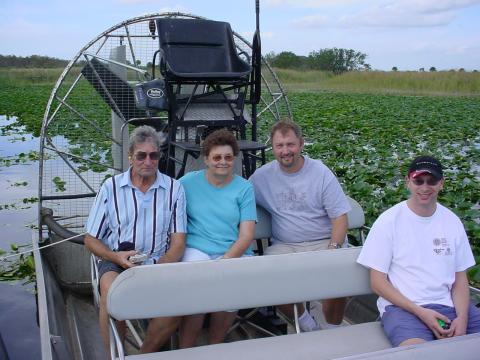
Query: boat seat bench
107 247 393 359
125 321 389 359
107 246 480 359
125 331 480 360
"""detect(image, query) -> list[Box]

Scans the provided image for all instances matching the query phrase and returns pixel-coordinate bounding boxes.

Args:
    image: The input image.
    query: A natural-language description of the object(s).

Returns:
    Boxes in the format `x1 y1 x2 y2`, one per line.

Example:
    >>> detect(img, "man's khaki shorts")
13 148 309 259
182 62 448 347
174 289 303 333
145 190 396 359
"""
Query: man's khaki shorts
265 239 340 255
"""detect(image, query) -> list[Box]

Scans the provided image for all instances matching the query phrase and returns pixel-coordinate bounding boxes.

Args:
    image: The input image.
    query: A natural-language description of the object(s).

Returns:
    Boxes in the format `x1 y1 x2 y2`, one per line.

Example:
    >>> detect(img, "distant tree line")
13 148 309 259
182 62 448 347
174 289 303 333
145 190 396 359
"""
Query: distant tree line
0 55 69 68
265 48 370 74
392 66 474 72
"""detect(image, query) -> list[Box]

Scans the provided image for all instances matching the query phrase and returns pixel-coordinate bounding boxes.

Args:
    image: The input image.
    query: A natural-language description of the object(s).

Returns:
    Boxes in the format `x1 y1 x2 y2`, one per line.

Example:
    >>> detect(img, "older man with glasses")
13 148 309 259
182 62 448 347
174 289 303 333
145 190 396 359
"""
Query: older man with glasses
84 125 187 354
357 155 480 347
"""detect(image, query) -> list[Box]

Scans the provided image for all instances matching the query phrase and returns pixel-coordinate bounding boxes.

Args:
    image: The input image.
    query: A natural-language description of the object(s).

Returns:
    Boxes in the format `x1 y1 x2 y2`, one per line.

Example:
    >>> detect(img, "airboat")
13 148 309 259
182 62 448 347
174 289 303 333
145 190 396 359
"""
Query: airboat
34 3 480 360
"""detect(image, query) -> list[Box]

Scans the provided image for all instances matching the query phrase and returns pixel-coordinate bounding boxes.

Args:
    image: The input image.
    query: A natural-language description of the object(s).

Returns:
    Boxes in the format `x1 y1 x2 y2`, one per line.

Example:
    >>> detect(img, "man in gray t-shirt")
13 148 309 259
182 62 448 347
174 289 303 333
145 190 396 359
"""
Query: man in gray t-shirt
250 120 351 331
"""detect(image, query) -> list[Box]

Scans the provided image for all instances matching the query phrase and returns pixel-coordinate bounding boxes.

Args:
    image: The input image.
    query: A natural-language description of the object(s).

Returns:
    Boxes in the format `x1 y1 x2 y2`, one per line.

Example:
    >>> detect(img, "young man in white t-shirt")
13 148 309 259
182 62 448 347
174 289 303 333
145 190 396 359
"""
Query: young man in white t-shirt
357 155 480 347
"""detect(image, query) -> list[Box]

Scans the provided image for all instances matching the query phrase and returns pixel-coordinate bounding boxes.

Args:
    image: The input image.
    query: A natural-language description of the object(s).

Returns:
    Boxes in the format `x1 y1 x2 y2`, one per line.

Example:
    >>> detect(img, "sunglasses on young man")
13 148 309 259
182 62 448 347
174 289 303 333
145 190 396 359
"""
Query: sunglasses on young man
410 177 441 186
133 151 161 161
211 154 235 162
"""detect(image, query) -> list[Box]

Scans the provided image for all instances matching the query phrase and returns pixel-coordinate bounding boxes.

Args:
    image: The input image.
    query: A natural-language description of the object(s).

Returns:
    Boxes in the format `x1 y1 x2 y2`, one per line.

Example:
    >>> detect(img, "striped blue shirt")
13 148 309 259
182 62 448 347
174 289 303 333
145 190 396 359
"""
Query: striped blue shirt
85 168 187 264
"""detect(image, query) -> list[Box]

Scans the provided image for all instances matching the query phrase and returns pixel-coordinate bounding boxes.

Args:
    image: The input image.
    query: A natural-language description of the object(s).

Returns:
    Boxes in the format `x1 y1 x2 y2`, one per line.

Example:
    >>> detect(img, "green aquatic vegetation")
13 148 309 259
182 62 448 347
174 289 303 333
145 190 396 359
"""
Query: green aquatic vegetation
0 119 28 136
0 244 36 284
9 181 28 187
8 135 28 142
0 197 38 210
52 176 66 192
1 70 479 285
469 256 480 283
22 197 38 204
0 203 25 211
0 151 40 168
0 78 51 137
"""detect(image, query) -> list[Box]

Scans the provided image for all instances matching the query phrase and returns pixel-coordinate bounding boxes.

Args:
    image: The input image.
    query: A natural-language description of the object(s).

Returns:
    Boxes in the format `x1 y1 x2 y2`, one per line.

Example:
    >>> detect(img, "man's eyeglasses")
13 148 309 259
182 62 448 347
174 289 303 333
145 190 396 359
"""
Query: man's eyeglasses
133 151 161 161
410 177 441 186
211 154 235 162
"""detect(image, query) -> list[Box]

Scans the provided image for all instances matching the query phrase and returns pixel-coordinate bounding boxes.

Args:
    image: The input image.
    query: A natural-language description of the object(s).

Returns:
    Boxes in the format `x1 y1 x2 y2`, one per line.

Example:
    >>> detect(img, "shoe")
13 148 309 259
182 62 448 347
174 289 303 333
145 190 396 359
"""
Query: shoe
299 312 319 332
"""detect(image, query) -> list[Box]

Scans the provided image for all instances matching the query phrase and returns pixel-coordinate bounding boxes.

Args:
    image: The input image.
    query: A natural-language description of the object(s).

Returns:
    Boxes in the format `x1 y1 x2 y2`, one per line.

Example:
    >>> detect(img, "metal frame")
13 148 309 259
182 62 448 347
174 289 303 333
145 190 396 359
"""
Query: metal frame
91 254 144 356
36 12 293 358
39 12 292 238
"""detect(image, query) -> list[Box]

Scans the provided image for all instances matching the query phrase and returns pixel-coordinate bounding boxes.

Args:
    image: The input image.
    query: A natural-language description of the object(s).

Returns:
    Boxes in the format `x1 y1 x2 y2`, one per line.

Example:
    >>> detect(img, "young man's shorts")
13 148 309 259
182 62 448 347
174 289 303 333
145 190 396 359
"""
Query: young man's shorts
264 238 346 255
382 303 480 347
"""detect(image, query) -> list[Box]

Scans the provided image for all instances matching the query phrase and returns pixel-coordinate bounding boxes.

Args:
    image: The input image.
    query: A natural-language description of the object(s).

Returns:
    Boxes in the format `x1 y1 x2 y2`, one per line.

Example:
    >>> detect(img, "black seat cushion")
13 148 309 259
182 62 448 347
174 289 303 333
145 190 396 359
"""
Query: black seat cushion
156 18 251 80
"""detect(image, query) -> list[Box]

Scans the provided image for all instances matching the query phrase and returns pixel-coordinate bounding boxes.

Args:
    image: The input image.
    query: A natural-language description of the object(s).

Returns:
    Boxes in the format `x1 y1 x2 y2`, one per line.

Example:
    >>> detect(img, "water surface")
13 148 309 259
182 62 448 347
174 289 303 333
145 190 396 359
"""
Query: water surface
0 115 41 359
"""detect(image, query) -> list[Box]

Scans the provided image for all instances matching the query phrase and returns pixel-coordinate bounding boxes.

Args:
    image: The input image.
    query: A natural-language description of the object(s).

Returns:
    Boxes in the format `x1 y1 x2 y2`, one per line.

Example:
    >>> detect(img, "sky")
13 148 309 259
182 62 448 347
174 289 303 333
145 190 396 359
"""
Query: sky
1 0 479 71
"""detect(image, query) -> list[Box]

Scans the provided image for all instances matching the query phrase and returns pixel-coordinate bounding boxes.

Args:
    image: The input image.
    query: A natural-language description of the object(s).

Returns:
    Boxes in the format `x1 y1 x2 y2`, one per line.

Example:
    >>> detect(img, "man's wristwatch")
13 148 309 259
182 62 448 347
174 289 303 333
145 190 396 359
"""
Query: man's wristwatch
327 242 342 249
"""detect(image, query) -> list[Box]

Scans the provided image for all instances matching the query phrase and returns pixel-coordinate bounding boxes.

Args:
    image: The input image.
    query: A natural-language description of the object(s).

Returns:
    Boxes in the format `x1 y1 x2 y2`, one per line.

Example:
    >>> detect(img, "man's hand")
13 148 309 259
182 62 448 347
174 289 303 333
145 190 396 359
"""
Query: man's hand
115 250 137 269
448 316 468 337
416 307 451 339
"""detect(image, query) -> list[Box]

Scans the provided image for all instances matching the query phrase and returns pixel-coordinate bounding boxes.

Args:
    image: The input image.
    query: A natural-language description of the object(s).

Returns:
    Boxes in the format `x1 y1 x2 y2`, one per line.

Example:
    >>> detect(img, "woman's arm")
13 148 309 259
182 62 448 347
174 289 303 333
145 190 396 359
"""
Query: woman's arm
223 220 255 259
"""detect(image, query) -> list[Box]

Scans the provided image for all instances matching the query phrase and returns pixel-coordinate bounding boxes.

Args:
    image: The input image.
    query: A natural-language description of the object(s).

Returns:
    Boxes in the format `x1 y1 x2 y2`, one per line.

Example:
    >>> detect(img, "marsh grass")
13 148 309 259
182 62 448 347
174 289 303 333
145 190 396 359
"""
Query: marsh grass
274 68 480 95
3 67 479 95
0 67 79 84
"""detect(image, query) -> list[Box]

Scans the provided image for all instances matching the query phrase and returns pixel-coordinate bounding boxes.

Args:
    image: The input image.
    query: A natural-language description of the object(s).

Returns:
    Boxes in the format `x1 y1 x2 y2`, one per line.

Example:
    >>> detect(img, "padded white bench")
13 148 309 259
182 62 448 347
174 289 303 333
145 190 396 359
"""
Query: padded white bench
106 201 480 359
107 247 393 359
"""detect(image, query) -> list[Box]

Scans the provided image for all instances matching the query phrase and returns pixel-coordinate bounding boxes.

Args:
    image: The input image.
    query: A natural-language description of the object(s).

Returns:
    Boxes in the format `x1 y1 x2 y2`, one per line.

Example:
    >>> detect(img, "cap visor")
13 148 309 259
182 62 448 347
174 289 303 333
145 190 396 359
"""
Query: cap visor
410 170 442 180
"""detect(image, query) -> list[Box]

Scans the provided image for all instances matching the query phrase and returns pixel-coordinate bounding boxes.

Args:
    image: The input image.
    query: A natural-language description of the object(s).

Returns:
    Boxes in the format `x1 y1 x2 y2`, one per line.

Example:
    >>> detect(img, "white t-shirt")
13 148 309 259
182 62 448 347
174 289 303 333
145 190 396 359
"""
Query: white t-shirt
357 201 475 315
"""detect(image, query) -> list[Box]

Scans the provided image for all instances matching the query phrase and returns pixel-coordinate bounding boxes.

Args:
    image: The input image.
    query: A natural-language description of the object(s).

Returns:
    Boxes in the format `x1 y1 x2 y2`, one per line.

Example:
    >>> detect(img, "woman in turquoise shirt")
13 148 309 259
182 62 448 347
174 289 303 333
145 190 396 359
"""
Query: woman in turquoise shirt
179 129 257 347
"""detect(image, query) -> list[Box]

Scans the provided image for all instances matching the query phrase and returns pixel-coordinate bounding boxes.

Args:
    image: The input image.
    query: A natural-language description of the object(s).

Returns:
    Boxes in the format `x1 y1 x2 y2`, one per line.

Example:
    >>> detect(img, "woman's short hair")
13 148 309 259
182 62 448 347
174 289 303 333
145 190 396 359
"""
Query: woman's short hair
270 120 302 141
202 129 239 156
128 125 164 154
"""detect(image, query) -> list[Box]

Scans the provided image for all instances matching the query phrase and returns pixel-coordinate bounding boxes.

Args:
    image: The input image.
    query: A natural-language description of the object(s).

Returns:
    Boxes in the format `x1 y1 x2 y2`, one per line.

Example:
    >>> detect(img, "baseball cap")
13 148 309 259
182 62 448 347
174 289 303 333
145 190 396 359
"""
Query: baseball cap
408 156 443 180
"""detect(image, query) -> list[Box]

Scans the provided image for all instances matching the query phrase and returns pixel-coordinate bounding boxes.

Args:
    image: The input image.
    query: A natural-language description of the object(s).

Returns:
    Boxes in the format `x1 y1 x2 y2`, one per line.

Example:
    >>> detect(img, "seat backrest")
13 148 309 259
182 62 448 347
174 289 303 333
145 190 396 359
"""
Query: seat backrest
254 205 271 240
347 196 365 230
156 18 251 79
81 58 147 121
107 247 371 320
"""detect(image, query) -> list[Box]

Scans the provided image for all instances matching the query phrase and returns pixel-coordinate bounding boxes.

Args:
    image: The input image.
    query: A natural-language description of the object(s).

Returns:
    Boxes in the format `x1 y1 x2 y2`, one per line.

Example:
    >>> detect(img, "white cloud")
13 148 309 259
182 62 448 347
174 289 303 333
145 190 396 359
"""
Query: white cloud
242 31 275 39
290 0 480 28
291 14 329 28
395 0 480 14
157 6 189 13
267 0 480 11
117 0 158 4
265 0 358 8
339 9 455 28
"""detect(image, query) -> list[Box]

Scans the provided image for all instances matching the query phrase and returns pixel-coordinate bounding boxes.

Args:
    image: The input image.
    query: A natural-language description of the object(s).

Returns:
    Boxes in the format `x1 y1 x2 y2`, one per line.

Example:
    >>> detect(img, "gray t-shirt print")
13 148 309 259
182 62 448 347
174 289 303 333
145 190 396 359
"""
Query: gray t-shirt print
276 189 308 211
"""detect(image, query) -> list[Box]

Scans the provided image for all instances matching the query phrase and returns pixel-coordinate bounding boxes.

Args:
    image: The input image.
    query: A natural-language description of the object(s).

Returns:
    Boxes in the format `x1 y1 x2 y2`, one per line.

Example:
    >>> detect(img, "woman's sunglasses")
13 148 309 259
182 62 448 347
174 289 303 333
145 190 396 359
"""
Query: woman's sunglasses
211 154 235 162
410 177 441 186
133 151 161 161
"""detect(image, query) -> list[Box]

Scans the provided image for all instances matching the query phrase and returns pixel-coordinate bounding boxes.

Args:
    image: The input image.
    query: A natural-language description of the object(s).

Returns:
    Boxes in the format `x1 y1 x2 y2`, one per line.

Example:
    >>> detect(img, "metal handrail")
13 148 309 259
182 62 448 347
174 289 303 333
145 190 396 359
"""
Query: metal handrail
41 208 84 244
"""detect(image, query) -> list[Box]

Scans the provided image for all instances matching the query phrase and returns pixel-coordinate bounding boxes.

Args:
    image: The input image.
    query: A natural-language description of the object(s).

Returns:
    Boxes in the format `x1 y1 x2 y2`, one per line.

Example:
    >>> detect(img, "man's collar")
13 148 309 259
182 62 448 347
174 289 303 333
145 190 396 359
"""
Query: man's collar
118 167 168 190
